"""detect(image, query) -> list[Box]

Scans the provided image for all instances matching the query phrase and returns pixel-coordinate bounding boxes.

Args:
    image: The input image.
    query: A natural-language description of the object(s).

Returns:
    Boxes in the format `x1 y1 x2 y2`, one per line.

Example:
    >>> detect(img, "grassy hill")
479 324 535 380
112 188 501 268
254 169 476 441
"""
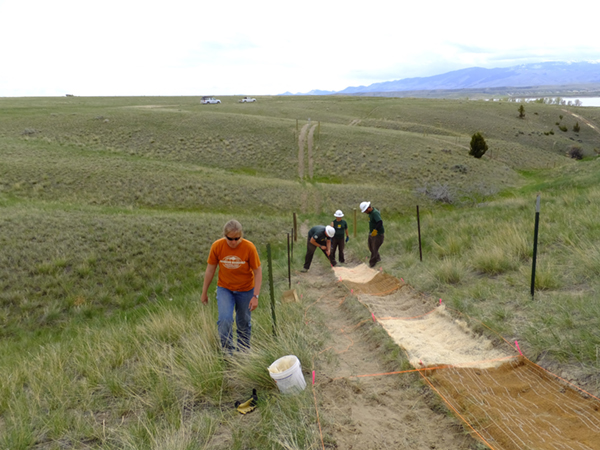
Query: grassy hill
1 95 600 449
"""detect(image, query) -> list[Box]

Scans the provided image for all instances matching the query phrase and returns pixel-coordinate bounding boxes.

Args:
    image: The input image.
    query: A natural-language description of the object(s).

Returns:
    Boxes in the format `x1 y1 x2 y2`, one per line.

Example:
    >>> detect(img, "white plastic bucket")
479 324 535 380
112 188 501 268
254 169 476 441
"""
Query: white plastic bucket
268 355 306 394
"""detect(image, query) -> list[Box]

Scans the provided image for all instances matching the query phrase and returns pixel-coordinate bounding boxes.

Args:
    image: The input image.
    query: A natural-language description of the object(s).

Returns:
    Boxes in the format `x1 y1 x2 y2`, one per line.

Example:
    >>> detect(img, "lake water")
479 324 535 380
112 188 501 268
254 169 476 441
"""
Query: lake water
577 97 600 107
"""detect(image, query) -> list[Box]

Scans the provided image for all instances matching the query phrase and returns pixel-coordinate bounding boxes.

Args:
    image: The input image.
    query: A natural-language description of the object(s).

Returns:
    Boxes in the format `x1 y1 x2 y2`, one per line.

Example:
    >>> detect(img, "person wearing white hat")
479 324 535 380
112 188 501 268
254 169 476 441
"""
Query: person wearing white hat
301 224 336 272
359 201 384 267
329 210 349 265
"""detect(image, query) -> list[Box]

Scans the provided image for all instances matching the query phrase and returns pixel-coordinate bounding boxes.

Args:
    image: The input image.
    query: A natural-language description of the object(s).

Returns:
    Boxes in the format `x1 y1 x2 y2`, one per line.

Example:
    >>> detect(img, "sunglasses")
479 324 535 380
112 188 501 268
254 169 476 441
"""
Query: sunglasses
225 235 241 241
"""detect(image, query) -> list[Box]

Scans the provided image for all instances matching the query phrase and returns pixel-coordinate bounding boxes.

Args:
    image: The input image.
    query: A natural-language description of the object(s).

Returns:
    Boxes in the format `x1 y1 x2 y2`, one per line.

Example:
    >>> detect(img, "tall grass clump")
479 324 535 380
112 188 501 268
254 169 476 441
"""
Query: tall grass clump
471 245 517 275
470 223 529 274
527 260 563 291
569 237 600 278
432 258 468 285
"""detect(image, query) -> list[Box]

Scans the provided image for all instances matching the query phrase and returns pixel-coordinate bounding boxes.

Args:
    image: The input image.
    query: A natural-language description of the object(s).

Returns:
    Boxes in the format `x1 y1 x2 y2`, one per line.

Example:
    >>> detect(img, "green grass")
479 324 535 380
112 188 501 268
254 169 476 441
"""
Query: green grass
2 95 600 448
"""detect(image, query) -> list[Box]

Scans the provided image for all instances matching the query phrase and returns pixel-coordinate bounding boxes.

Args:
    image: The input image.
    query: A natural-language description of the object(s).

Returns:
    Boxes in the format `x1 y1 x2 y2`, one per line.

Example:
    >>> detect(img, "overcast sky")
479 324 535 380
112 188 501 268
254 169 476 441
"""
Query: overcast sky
1 0 599 97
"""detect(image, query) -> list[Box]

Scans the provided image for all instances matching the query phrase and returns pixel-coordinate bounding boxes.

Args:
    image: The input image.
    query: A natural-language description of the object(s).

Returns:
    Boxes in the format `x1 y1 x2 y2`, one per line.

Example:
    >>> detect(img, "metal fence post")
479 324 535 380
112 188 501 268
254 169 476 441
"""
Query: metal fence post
530 194 541 298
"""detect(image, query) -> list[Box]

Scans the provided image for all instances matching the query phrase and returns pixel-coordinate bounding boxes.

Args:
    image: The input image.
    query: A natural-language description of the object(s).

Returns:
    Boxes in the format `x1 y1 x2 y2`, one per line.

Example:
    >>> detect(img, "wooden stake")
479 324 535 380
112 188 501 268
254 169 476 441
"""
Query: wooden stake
417 205 423 262
287 233 291 289
267 243 277 336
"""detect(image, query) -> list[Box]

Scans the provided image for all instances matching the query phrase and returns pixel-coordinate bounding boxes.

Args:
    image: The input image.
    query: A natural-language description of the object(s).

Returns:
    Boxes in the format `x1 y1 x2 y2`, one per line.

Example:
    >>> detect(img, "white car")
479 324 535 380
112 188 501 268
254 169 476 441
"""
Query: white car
239 96 256 103
201 96 221 104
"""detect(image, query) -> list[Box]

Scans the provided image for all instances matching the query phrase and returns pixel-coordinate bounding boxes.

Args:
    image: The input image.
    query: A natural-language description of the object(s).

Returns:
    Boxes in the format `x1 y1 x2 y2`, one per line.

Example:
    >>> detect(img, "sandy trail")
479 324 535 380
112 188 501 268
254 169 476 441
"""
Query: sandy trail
334 264 512 369
334 265 379 283
380 308 513 369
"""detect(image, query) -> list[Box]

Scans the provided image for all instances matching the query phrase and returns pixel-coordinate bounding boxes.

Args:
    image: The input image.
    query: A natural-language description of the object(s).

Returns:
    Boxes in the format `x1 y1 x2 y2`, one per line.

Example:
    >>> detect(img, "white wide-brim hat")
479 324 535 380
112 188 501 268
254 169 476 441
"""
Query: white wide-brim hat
334 210 344 217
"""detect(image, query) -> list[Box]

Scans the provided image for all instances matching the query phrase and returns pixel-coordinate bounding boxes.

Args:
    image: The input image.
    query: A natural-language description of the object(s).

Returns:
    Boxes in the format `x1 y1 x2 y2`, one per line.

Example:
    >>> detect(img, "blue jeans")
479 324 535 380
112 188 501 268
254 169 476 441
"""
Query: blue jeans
216 286 254 353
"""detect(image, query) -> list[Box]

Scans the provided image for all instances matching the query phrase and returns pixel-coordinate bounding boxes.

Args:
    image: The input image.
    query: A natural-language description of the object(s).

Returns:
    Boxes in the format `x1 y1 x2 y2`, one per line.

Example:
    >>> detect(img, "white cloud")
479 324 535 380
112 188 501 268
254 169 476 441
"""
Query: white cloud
1 0 599 96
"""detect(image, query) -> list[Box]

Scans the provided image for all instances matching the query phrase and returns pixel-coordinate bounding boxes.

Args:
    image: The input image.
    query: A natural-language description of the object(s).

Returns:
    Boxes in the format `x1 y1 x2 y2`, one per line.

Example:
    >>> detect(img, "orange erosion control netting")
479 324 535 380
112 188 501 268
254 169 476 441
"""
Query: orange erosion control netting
332 264 600 450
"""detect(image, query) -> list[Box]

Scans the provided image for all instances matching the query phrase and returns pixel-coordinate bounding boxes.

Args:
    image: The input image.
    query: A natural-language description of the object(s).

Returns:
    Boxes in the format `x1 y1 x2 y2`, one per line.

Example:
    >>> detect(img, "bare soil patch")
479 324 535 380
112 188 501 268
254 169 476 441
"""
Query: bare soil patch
126 104 179 109
307 124 317 179
298 123 310 178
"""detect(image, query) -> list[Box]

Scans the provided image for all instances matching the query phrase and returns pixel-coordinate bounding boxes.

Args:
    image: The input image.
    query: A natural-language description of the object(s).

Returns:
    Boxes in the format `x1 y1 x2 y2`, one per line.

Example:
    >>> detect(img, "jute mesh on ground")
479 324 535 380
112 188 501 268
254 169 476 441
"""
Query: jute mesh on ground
339 268 600 450
424 358 600 449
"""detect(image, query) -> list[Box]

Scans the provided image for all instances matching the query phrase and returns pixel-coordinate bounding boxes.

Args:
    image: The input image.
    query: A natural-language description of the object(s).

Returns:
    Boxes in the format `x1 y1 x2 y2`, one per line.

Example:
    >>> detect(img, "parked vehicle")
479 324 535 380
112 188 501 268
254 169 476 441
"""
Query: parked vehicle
201 96 221 104
239 97 256 103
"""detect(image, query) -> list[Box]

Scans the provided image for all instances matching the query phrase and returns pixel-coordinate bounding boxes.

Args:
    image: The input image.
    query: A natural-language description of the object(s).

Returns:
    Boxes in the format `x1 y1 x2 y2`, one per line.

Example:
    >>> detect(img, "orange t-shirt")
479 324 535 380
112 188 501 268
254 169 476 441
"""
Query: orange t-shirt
207 238 261 292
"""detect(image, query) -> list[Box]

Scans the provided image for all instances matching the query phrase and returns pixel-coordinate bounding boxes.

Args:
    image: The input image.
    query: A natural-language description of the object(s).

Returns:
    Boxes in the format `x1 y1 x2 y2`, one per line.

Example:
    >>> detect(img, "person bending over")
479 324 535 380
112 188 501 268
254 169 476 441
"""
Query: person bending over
301 225 335 272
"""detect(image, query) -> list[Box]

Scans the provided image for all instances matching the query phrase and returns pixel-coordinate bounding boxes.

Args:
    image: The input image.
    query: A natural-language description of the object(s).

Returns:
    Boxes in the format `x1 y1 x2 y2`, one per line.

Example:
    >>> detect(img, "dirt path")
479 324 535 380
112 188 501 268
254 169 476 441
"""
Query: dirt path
307 124 317 179
561 108 600 135
302 269 480 449
298 123 310 178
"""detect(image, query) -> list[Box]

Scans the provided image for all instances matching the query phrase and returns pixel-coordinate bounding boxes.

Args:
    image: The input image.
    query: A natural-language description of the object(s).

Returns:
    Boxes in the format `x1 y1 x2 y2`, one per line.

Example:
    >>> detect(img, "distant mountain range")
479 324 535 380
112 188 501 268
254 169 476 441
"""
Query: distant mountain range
280 61 600 96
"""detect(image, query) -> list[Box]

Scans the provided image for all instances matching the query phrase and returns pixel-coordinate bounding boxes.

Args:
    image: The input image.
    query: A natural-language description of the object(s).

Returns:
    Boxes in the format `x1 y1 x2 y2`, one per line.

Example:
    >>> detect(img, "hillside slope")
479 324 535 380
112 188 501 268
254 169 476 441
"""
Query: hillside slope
2 96 598 212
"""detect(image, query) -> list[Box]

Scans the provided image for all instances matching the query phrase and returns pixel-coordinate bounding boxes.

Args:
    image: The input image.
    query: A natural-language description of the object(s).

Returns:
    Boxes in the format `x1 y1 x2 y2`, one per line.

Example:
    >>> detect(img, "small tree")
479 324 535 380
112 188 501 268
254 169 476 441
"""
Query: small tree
573 122 580 132
469 132 488 159
518 104 525 119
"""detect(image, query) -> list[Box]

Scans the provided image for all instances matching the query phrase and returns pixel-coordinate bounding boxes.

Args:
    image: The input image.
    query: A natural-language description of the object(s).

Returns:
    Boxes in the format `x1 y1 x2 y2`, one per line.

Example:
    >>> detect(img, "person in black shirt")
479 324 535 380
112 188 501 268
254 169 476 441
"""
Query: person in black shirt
360 201 385 268
301 225 335 272
329 210 349 265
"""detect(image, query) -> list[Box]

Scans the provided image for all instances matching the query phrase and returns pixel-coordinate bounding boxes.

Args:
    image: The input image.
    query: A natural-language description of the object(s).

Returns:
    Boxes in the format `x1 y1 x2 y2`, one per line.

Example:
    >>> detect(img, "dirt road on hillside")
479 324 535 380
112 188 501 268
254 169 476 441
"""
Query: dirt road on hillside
562 108 600 135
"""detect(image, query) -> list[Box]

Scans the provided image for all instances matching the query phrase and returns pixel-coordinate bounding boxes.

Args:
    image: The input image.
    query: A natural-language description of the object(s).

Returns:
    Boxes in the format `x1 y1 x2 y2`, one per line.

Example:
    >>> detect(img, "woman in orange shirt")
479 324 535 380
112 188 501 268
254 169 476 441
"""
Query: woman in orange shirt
201 220 262 353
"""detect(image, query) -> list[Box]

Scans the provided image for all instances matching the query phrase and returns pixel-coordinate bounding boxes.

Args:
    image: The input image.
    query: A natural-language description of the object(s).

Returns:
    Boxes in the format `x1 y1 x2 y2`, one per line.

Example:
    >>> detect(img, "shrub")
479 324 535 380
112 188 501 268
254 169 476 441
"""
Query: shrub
573 122 580 132
558 125 568 132
469 132 488 159
518 105 525 119
415 183 454 204
566 145 584 160
472 246 517 275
